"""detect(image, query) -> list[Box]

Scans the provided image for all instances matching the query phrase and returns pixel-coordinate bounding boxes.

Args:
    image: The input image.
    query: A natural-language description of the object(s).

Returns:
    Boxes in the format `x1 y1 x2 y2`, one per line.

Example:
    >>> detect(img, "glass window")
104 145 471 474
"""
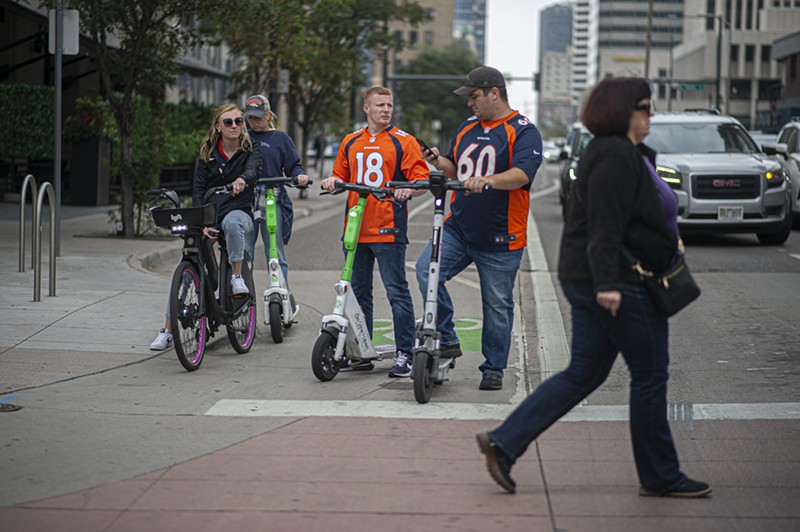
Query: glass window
646 123 759 154
745 45 755 62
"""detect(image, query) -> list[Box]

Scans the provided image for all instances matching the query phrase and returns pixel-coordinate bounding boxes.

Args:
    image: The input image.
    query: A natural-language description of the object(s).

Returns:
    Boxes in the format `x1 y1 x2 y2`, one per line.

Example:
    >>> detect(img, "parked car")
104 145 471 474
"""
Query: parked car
542 140 560 164
749 131 777 152
645 111 792 245
558 122 593 219
767 120 800 227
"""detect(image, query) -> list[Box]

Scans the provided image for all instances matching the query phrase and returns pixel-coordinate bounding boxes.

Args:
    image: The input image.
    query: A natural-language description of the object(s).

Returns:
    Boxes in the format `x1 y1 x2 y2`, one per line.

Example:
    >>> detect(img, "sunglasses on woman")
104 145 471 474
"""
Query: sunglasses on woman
634 101 654 113
221 117 244 127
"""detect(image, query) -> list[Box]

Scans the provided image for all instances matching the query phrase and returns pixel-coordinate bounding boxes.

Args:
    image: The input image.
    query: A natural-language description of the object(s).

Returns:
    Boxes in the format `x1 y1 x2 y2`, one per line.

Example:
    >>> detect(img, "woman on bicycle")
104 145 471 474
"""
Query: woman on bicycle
194 102 261 297
150 103 260 350
242 94 308 313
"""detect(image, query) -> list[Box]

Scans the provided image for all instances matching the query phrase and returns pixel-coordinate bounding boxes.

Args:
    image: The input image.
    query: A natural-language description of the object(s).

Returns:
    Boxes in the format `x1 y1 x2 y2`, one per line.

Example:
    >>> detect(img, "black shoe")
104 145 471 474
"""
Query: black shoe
338 357 374 372
639 478 712 498
476 433 516 494
479 372 503 390
440 343 462 358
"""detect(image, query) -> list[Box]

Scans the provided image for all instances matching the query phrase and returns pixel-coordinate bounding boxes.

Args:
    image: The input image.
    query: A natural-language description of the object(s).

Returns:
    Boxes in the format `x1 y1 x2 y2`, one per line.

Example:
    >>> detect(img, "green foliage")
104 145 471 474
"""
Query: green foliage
394 42 482 148
0 84 55 160
211 0 428 154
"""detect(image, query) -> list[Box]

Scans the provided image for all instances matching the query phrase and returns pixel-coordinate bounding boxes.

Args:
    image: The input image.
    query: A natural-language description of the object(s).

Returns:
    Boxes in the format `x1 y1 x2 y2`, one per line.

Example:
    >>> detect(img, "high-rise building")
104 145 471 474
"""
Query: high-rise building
673 0 800 128
454 0 486 62
570 1 597 118
538 3 573 134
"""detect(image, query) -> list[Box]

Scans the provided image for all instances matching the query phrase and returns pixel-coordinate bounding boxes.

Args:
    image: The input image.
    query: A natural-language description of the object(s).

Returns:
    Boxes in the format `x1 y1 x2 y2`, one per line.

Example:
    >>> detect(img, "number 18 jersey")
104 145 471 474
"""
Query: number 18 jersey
332 125 429 244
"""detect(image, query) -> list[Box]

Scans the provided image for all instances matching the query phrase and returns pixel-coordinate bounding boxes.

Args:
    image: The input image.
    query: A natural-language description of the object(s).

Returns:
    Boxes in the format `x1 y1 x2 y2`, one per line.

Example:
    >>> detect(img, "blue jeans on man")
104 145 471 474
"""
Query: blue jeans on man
415 226 523 378
488 280 687 491
350 242 415 355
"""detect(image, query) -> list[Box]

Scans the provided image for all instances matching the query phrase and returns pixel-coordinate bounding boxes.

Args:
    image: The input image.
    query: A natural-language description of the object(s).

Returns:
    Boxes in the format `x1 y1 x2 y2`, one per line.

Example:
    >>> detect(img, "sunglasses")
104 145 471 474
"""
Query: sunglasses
221 117 244 127
634 101 655 113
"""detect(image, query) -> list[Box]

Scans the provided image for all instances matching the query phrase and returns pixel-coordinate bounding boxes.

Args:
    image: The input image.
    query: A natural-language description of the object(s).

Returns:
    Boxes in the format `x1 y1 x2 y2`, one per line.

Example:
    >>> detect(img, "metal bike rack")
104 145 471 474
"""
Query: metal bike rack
19 174 38 272
33 182 57 301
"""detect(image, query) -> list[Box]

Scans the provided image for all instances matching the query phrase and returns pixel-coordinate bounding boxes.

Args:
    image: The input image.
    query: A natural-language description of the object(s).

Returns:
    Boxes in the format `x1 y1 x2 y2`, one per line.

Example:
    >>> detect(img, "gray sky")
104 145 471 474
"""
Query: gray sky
486 0 553 117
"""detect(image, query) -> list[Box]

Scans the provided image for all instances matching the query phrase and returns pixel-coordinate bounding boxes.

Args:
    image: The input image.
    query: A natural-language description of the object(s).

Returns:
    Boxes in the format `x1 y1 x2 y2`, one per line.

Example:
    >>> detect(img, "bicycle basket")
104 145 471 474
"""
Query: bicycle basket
151 204 217 232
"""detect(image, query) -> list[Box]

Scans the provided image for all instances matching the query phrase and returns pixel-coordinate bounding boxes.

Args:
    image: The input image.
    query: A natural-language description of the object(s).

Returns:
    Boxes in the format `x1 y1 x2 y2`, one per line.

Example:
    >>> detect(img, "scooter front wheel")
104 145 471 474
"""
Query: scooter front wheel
312 331 340 382
413 350 434 403
269 301 283 343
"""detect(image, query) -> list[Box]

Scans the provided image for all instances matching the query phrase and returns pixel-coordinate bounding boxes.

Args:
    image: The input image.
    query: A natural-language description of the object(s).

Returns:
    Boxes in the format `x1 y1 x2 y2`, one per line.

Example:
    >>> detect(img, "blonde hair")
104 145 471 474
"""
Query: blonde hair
199 103 254 162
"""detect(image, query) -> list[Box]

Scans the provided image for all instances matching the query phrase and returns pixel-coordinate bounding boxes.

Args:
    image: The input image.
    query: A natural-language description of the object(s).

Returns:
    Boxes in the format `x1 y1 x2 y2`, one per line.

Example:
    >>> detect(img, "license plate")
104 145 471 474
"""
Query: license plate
717 206 744 221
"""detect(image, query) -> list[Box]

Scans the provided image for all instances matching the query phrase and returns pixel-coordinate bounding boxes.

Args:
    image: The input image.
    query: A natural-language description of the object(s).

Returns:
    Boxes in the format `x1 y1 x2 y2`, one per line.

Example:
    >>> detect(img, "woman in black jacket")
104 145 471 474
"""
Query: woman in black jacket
476 77 711 498
149 104 260 351
192 103 261 296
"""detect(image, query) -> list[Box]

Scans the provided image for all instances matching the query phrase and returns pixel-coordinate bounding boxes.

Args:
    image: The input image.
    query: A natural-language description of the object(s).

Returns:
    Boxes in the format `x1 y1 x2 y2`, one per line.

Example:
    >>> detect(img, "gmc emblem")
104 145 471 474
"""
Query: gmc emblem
712 179 741 188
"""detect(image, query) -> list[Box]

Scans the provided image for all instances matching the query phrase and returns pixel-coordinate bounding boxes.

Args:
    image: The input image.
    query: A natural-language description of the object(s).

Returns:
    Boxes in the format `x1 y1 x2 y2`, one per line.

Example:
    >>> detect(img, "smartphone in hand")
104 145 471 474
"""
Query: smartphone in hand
416 138 438 160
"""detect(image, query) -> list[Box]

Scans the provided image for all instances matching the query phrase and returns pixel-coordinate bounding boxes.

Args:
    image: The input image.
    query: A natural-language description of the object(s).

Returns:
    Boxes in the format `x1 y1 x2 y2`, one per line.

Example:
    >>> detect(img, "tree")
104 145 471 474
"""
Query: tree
213 0 428 157
58 0 214 236
393 42 481 149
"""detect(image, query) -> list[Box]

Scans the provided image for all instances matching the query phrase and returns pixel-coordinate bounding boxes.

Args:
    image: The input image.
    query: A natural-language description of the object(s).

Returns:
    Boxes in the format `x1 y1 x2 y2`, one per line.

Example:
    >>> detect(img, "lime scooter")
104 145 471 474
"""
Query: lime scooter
388 171 488 403
255 176 311 343
311 180 397 381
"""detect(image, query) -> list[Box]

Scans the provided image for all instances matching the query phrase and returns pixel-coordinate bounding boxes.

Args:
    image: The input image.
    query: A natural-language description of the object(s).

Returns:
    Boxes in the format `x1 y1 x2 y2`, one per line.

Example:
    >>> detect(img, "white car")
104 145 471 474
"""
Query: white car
771 120 800 226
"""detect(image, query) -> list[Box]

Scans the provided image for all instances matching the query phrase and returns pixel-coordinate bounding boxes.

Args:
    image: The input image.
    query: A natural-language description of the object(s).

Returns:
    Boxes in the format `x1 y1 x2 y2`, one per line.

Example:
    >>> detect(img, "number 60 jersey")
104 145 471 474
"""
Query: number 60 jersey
332 125 429 244
446 111 542 252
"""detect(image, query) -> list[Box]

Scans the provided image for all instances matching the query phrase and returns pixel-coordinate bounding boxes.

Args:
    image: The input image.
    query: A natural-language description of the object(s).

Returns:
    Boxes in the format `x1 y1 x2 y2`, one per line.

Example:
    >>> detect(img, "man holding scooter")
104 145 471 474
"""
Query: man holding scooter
321 86 428 378
417 66 543 391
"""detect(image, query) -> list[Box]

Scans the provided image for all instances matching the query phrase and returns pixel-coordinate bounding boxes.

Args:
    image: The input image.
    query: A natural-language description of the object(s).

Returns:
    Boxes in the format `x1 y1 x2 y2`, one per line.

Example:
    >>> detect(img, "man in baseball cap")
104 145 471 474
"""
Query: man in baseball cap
244 94 270 118
452 66 506 96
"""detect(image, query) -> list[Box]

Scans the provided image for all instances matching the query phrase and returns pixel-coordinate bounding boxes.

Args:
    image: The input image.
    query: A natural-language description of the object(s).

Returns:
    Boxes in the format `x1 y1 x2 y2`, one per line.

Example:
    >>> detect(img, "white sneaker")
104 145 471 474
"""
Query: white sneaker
149 328 173 351
231 274 249 295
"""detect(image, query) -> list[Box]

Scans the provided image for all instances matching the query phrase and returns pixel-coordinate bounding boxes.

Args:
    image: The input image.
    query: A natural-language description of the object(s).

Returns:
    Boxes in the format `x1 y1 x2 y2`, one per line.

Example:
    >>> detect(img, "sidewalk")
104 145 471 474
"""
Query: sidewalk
0 198 798 532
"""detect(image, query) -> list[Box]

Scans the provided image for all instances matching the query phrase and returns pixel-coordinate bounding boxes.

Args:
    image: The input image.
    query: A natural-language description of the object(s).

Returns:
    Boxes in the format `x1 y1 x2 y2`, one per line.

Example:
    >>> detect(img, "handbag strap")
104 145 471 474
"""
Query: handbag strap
621 245 652 279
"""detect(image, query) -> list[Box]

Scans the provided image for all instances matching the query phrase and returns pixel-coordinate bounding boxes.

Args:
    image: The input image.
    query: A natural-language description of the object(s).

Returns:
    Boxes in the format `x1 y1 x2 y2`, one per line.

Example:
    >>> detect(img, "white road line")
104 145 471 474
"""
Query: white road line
204 399 800 421
525 185 571 385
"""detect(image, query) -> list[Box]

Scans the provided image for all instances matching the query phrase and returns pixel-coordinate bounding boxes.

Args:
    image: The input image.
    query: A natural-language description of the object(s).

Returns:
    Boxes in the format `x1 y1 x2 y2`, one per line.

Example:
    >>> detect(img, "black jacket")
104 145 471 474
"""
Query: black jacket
192 143 261 223
558 135 677 292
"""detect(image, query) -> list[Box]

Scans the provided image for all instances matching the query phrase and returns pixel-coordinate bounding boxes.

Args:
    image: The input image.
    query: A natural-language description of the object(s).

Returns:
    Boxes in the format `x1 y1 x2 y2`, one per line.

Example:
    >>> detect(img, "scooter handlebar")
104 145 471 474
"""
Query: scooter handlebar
256 176 313 188
330 180 393 199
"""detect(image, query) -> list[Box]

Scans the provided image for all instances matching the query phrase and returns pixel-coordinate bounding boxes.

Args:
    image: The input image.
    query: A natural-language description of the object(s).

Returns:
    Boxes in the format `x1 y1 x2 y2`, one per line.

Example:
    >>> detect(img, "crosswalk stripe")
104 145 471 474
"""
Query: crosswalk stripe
205 399 800 421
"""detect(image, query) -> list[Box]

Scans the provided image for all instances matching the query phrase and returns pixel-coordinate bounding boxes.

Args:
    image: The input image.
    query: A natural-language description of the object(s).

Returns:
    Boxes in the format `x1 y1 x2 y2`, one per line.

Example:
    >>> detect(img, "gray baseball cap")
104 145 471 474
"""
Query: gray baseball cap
453 66 506 96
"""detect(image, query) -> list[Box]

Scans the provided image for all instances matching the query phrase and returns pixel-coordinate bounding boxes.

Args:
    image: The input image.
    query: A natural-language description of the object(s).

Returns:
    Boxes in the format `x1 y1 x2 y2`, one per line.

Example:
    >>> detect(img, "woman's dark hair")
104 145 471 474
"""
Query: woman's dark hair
580 77 651 136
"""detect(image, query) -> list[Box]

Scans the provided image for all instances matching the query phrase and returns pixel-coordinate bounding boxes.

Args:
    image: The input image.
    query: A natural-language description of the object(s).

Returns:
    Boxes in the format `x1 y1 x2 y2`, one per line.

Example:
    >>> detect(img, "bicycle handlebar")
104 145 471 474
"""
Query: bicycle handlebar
202 184 233 204
256 176 313 188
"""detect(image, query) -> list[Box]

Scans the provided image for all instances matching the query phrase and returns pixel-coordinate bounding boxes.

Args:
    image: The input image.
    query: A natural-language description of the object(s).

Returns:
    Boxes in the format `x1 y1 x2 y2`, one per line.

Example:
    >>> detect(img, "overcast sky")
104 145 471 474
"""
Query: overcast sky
486 0 554 117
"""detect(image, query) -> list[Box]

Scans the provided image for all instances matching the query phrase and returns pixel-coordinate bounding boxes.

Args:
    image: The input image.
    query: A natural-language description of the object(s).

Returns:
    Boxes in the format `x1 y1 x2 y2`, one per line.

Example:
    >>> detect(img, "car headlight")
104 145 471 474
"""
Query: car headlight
656 165 681 188
568 167 577 180
765 168 785 189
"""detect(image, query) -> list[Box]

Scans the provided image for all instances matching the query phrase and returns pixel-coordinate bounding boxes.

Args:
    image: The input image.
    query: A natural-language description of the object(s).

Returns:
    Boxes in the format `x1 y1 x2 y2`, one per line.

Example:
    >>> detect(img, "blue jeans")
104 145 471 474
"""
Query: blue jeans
488 281 687 491
415 227 523 377
245 215 289 283
350 243 415 354
220 209 253 264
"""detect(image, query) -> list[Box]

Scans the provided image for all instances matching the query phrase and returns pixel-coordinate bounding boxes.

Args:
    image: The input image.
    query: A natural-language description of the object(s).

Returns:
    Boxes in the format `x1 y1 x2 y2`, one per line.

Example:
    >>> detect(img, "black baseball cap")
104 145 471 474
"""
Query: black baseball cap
453 66 506 96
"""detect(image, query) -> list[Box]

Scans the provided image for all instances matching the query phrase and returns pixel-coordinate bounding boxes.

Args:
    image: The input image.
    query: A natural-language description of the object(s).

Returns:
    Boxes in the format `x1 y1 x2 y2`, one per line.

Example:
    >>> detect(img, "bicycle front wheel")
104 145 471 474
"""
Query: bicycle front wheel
227 259 256 353
169 262 206 371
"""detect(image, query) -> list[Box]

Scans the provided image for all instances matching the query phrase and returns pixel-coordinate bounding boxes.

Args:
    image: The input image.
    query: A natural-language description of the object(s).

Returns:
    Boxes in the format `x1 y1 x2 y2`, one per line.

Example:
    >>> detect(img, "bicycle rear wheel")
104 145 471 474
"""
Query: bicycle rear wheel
169 262 206 371
227 258 256 353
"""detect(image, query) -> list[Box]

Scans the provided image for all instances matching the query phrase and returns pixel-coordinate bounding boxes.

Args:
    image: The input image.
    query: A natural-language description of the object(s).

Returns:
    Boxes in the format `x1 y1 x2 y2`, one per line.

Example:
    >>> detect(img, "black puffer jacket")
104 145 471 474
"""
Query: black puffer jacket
192 143 261 223
557 135 677 293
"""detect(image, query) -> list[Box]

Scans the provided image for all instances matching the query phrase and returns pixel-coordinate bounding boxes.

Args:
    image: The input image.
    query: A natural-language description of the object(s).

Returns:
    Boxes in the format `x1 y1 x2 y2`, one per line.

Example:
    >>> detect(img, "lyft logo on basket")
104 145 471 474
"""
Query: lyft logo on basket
170 214 183 221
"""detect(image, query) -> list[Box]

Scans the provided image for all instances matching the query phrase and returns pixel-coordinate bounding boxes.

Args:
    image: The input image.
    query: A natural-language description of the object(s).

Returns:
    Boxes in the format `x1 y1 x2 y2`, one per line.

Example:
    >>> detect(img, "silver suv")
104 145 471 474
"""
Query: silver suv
646 112 792 245
772 120 800 226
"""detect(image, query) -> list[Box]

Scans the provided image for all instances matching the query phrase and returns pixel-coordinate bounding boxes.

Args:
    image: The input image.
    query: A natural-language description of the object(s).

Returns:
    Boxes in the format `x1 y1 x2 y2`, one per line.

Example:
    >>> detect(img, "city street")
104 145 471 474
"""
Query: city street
0 162 799 531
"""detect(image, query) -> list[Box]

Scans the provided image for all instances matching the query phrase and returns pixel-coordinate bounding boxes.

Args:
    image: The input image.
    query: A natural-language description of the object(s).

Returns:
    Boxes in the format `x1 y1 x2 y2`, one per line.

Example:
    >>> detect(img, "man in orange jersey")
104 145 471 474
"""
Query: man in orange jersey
321 86 429 378
417 66 543 391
